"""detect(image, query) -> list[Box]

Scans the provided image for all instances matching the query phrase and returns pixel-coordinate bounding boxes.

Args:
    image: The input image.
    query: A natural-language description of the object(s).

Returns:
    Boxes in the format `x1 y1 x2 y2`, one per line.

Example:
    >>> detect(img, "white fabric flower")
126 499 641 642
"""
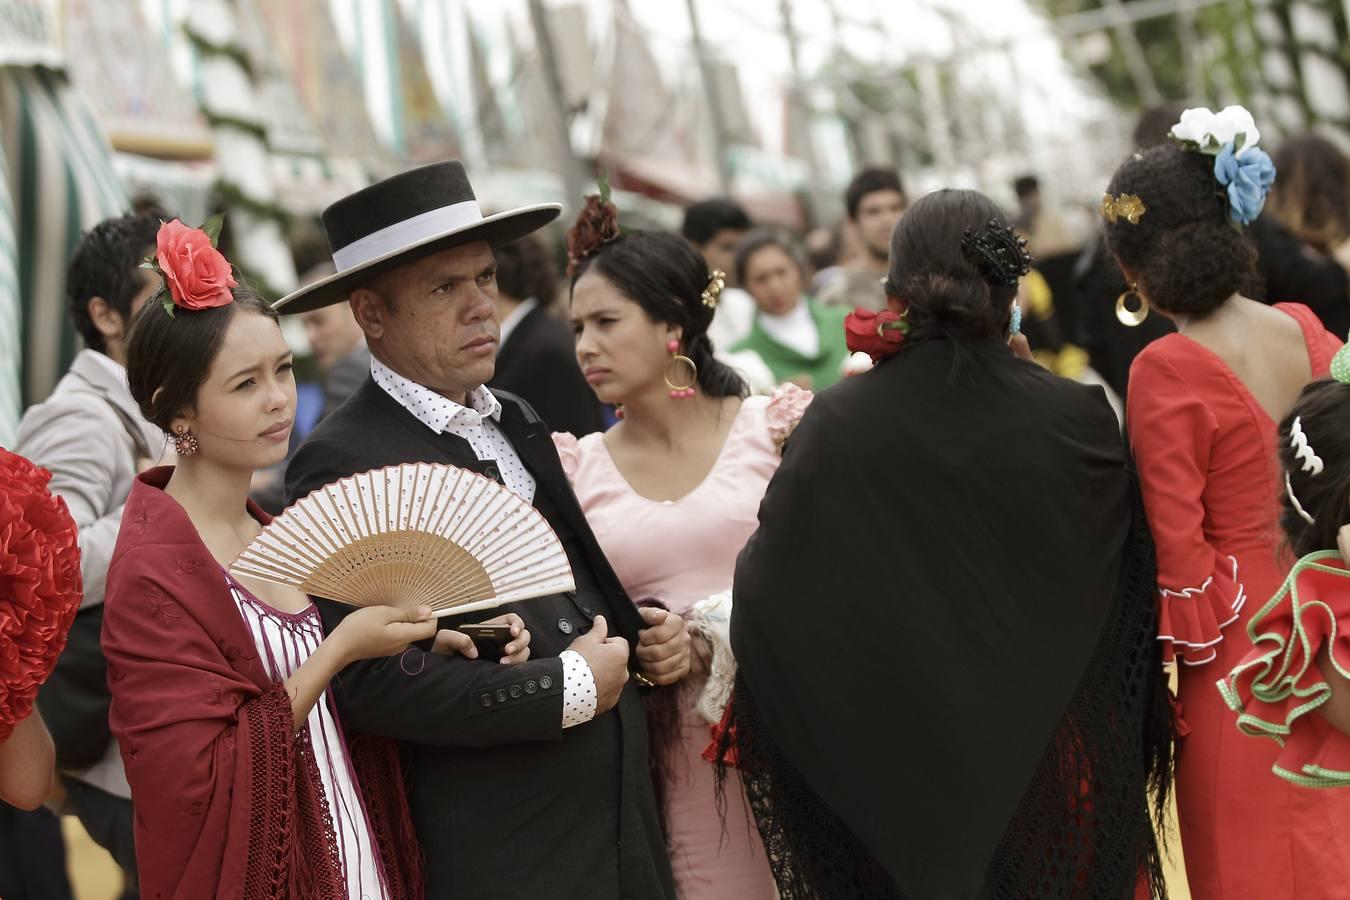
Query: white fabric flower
1170 105 1261 155
842 351 874 377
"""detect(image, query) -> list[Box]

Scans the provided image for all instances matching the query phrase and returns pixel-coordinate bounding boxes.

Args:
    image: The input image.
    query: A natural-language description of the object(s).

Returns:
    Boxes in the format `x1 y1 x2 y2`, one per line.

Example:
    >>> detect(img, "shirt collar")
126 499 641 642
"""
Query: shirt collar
370 356 502 435
498 297 538 347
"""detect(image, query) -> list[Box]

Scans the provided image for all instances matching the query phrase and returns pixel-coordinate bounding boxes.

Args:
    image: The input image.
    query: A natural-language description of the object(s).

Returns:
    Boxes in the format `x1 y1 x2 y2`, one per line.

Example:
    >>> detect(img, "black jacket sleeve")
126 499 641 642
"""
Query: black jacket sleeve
287 434 566 748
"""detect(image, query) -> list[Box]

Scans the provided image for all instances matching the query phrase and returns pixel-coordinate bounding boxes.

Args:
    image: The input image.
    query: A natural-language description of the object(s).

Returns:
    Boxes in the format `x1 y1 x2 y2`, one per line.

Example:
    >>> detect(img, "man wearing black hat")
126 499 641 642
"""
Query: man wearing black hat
280 162 686 899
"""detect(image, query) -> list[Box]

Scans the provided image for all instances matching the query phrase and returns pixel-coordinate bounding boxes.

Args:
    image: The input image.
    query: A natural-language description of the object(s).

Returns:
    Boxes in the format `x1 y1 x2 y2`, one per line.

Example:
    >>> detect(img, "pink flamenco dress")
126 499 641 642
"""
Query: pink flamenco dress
553 384 811 900
1219 551 1350 788
1128 302 1350 898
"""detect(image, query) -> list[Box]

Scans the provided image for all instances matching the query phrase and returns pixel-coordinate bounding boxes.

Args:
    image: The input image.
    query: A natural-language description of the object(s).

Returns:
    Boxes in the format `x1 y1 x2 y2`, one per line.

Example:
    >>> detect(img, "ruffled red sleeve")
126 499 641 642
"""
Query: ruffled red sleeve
1217 552 1350 787
1127 348 1244 666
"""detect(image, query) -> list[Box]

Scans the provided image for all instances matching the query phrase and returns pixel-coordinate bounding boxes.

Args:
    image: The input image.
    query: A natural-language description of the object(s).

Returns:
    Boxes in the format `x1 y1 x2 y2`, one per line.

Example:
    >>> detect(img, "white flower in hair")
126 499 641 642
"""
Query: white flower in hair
1170 105 1261 156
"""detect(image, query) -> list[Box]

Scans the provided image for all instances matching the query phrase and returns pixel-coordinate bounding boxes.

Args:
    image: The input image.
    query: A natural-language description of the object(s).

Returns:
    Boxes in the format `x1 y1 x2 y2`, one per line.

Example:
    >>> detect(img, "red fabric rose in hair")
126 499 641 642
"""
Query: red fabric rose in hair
0 449 82 741
155 219 238 312
844 307 909 363
566 194 622 277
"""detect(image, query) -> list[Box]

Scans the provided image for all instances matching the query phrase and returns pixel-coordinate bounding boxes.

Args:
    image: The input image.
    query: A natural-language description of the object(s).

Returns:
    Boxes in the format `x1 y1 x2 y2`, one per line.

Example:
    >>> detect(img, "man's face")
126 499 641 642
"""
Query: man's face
350 241 500 400
854 189 906 260
301 303 364 371
699 228 747 284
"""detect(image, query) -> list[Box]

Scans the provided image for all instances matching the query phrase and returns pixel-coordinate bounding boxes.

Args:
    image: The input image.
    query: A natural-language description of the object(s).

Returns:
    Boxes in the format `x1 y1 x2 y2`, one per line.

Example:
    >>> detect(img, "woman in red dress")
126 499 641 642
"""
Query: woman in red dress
1110 108 1350 896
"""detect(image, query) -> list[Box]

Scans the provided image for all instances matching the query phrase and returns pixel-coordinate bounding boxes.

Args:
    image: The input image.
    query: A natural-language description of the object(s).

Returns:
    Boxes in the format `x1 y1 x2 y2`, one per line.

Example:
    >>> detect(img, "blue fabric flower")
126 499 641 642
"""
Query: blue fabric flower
1214 142 1276 226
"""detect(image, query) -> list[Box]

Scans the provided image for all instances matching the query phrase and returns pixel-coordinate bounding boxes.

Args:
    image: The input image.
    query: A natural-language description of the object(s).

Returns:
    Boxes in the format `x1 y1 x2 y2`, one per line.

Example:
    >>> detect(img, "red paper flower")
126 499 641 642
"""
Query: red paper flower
844 307 909 363
0 449 83 741
155 218 237 313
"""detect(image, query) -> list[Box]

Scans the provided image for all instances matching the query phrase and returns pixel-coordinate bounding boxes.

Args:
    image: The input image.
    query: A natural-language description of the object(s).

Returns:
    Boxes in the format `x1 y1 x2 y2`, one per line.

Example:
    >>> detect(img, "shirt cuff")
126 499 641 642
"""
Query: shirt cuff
559 649 598 729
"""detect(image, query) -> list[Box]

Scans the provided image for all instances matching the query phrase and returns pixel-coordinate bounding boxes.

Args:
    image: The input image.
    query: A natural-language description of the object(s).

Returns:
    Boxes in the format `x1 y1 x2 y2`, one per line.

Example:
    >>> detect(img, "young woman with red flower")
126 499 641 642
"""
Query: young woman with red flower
0 449 82 810
104 220 530 899
720 189 1173 899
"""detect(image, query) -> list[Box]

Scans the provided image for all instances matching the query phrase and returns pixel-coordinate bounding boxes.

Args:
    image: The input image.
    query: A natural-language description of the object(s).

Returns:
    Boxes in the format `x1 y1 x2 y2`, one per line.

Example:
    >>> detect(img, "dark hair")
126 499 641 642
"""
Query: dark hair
680 198 752 246
885 189 1018 343
1278 379 1350 558
804 225 841 272
494 233 560 307
126 283 279 432
66 209 165 354
570 231 747 399
733 229 806 288
1267 133 1350 254
845 168 905 220
1104 143 1261 317
1132 104 1185 150
1013 175 1040 199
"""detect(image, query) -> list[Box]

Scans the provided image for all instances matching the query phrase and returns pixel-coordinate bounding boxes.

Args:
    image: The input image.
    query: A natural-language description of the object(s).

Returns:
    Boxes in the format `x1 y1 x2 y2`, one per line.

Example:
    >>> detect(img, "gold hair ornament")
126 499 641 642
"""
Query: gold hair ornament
1101 193 1147 225
701 270 726 309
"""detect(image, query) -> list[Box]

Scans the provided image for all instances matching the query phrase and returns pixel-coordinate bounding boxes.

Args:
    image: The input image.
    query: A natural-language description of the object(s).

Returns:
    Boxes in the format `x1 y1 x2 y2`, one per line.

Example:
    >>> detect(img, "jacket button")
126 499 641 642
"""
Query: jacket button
509 684 523 699
580 604 594 617
484 465 502 482
480 693 492 707
495 688 508 703
525 680 538 694
539 675 554 690
558 618 574 635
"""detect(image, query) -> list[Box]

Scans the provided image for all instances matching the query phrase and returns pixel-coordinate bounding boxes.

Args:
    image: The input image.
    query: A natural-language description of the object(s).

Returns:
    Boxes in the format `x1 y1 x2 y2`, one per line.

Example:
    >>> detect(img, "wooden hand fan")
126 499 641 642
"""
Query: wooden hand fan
229 462 574 617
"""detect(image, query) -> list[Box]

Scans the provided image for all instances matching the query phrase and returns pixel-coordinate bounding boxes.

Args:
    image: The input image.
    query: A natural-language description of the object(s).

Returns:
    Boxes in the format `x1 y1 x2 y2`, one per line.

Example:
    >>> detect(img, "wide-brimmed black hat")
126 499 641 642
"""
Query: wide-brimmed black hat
274 161 561 314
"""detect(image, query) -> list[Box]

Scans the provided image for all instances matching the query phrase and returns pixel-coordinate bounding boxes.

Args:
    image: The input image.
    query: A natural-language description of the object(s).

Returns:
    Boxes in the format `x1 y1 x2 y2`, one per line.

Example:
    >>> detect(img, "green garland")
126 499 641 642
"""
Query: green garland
212 180 290 225
184 26 255 79
201 109 268 141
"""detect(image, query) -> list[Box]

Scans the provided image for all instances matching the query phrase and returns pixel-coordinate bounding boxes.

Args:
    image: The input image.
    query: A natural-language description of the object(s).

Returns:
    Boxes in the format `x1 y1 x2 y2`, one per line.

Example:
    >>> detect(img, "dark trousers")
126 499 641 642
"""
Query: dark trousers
0 805 73 900
64 779 138 900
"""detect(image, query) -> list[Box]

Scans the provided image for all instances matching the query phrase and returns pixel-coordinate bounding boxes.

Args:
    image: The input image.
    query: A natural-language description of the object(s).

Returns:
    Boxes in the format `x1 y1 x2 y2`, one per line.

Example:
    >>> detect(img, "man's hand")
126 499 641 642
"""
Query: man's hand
567 615 629 714
431 613 532 664
636 607 691 686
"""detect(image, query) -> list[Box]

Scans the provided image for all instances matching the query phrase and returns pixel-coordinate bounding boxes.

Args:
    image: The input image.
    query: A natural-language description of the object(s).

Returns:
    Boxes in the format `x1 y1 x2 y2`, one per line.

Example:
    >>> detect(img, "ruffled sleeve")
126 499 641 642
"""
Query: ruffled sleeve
1217 551 1350 787
764 383 814 453
551 432 581 482
1127 348 1245 667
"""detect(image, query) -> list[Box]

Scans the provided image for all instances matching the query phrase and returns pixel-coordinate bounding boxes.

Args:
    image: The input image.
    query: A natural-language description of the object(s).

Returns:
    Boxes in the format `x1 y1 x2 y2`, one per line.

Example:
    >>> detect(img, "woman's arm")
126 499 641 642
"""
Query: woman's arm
0 712 55 810
1316 649 1350 737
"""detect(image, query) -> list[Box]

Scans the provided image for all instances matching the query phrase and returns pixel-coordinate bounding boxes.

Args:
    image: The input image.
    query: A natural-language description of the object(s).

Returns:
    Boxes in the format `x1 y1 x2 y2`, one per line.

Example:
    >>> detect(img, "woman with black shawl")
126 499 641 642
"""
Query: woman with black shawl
722 189 1173 899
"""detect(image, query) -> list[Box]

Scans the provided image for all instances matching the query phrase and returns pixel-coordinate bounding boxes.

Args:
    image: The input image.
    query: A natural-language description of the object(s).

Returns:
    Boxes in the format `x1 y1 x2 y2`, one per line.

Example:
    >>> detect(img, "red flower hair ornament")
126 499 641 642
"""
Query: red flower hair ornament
0 449 83 741
144 214 237 318
844 307 910 364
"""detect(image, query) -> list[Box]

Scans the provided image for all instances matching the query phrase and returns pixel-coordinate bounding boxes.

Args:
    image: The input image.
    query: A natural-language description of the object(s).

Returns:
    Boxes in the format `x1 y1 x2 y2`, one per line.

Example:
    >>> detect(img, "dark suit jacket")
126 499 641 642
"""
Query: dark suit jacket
489 304 604 436
285 377 672 900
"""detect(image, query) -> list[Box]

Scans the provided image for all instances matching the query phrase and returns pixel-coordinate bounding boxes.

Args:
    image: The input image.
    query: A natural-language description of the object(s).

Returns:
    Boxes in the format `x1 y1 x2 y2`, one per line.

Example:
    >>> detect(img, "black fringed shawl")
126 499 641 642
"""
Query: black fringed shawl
725 338 1171 899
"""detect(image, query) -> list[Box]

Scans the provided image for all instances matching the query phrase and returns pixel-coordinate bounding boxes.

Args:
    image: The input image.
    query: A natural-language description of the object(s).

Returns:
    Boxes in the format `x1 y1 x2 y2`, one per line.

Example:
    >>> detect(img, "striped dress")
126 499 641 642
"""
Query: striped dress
227 575 389 900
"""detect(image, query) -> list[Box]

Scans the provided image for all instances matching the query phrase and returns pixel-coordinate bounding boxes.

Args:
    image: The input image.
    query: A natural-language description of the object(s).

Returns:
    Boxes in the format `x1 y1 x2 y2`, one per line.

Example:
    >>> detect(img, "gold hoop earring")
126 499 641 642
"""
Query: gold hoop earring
1116 284 1149 327
664 339 698 399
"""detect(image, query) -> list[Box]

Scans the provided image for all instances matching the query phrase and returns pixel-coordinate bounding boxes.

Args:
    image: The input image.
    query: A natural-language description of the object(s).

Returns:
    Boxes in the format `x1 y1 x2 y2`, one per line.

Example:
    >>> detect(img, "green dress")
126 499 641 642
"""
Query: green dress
730 298 850 390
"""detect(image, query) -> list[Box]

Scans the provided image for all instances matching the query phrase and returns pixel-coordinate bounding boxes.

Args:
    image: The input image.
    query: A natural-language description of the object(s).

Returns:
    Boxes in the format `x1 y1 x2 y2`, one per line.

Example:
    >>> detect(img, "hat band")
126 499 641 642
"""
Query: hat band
331 200 485 272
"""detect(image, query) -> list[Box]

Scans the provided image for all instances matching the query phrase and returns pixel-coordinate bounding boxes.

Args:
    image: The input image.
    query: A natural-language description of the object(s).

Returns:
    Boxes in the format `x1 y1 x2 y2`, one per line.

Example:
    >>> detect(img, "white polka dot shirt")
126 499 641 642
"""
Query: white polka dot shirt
371 357 596 729
371 357 536 502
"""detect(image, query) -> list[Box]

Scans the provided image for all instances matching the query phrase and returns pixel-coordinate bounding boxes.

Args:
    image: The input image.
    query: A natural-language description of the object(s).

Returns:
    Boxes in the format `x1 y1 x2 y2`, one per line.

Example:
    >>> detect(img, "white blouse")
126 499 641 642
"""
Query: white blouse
228 576 389 900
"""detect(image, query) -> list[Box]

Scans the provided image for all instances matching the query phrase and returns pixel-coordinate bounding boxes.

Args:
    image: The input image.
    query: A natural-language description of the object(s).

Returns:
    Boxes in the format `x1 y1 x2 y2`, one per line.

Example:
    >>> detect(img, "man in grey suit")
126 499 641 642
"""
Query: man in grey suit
14 209 164 899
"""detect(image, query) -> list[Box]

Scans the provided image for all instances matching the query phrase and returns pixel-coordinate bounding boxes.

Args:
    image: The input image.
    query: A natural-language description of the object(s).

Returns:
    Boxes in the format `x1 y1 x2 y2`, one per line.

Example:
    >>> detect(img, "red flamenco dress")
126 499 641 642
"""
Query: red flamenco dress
1219 552 1350 787
0 448 82 741
1128 303 1350 899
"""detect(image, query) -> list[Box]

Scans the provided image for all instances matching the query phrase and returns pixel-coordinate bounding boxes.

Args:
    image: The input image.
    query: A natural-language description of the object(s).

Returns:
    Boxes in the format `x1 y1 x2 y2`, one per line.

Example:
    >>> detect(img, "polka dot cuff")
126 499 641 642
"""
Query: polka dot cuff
560 650 598 729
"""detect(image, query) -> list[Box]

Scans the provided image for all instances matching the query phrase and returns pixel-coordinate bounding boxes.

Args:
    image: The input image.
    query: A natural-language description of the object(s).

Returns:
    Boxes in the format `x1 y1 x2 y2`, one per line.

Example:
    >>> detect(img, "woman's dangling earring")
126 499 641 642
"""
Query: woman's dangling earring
1009 301 1023 339
172 425 199 456
1116 282 1149 327
664 339 698 399
613 403 624 420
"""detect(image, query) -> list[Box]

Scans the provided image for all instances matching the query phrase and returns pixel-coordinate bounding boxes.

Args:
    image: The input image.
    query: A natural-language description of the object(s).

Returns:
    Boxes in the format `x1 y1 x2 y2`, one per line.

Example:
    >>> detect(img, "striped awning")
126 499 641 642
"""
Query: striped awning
0 140 18 446
0 64 129 413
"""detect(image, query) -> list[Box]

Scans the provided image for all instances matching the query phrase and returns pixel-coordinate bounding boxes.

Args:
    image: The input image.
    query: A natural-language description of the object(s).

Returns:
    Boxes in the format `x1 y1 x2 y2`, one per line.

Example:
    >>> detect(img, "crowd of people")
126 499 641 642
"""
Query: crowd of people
2 101 1350 900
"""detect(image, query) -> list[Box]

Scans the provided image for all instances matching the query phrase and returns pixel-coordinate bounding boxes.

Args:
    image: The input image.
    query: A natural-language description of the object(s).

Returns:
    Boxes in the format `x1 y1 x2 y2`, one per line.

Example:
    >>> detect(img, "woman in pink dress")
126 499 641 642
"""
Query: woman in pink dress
553 194 811 898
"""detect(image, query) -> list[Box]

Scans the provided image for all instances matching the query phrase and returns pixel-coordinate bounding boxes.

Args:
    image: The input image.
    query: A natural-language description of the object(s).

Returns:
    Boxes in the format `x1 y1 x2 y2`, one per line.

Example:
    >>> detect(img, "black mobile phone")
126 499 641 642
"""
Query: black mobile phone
456 623 513 658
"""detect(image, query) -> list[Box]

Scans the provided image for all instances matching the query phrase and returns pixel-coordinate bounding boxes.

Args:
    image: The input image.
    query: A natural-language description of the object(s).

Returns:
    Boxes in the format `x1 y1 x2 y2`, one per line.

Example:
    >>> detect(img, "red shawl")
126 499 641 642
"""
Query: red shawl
102 468 423 899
